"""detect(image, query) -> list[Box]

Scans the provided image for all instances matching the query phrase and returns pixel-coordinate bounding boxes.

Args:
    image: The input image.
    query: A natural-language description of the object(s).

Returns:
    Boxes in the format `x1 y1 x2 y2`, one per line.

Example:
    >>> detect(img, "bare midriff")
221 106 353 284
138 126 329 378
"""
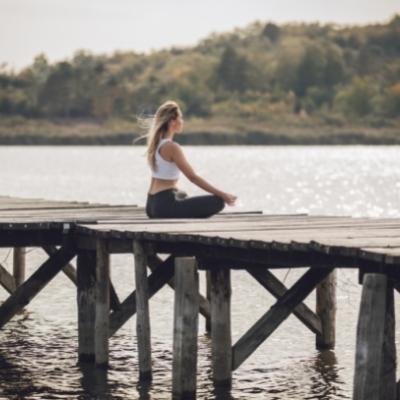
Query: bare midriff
148 177 178 195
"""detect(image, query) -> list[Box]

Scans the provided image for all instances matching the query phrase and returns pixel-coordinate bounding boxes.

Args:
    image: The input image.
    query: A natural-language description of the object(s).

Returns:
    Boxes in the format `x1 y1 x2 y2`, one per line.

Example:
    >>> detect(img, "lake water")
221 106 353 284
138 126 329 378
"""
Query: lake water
0 145 399 400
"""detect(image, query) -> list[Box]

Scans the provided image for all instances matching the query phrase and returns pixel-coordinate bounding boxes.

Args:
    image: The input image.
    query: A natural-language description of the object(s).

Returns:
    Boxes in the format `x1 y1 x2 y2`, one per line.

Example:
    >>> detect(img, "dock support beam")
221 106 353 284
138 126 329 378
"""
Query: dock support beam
353 273 396 400
316 269 336 349
133 240 152 381
205 270 212 333
13 247 25 287
95 239 110 368
77 250 96 363
381 279 396 400
210 267 231 387
172 257 199 399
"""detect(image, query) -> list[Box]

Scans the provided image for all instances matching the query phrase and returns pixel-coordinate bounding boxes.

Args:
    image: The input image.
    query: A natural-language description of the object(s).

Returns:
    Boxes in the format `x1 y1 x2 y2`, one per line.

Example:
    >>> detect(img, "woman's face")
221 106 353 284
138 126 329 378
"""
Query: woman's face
170 114 184 133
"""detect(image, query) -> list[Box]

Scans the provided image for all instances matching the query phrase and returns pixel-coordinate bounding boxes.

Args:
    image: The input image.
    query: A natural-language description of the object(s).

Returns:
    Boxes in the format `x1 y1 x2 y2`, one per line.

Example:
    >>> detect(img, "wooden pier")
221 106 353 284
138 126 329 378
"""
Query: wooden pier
0 195 399 399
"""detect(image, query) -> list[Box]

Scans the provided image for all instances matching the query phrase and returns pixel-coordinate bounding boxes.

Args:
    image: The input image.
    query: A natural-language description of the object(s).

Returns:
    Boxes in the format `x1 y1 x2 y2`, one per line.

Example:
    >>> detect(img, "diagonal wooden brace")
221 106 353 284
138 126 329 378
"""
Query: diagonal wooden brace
232 267 334 370
0 244 76 329
247 267 322 336
0 263 16 294
43 245 77 284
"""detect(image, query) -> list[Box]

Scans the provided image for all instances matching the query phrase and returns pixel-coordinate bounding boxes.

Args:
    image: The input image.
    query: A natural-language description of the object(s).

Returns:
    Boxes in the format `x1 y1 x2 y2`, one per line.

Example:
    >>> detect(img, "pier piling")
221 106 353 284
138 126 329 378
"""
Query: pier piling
381 279 396 400
205 270 212 333
353 273 397 400
13 247 25 287
316 269 337 349
133 240 152 381
172 257 199 399
77 250 96 363
95 239 110 368
209 267 232 386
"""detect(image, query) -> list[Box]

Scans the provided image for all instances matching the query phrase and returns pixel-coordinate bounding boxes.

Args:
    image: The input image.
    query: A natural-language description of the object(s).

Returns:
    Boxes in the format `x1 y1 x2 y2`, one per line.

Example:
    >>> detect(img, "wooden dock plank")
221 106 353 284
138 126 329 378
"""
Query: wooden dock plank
1 195 399 267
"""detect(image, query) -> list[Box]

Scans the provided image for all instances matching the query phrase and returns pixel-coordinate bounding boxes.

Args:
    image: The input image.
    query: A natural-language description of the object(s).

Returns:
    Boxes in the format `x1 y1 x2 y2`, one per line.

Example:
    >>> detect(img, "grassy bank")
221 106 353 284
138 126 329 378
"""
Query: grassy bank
0 116 399 145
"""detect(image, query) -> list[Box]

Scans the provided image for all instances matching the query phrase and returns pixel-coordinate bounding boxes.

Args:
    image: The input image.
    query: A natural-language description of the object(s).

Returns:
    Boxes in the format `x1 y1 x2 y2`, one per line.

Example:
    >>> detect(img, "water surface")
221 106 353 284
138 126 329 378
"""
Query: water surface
0 145 399 399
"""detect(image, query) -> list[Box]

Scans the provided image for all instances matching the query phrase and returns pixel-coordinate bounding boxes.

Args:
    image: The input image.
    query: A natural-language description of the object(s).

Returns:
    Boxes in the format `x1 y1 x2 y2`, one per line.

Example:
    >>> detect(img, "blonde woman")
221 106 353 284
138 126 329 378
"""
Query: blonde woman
143 100 237 218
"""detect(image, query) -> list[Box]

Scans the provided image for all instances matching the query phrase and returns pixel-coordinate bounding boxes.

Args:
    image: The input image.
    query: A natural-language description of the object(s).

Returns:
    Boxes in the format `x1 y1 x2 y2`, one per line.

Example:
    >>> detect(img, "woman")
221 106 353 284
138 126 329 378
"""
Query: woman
143 100 237 218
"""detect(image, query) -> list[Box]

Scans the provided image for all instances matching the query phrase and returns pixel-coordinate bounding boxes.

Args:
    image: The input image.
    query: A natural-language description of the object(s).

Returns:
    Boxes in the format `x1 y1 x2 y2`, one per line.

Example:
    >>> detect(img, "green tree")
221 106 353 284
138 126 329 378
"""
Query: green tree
38 62 74 117
334 78 376 117
294 44 326 97
262 23 281 43
211 46 252 93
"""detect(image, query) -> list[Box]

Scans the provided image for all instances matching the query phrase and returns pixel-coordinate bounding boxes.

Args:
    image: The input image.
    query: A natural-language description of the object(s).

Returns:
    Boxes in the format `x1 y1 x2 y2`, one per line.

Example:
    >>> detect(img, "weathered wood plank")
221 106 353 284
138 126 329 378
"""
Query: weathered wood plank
76 217 400 233
77 250 96 363
232 267 334 370
210 267 231 386
0 228 65 247
95 238 110 367
0 244 76 328
316 270 336 349
359 247 400 264
172 257 199 399
133 240 152 381
247 267 322 336
353 273 387 400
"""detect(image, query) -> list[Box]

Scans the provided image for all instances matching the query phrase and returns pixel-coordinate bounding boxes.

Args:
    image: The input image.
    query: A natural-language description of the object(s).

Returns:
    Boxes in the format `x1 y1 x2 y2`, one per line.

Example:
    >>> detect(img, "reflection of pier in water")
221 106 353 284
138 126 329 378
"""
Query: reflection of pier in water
0 195 399 399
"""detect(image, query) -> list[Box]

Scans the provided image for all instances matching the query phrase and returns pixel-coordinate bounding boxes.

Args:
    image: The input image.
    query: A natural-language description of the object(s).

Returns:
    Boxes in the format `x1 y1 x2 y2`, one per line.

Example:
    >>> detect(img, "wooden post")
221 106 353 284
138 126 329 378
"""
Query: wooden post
205 270 212 333
353 273 387 400
133 240 152 381
13 247 25 287
380 279 396 400
77 250 96 363
210 267 231 387
108 255 175 338
95 239 110 368
316 269 336 349
172 257 199 399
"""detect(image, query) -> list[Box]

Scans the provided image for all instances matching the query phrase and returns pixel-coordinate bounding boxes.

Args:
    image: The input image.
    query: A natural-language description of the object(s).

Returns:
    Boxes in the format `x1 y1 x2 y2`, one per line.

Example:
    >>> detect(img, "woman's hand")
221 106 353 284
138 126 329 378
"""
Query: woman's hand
220 192 237 206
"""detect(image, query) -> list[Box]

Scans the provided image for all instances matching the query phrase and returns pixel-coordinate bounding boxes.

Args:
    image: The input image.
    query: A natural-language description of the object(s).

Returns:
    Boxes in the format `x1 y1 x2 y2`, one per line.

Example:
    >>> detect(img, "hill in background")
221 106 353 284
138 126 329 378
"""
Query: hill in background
1 15 399 144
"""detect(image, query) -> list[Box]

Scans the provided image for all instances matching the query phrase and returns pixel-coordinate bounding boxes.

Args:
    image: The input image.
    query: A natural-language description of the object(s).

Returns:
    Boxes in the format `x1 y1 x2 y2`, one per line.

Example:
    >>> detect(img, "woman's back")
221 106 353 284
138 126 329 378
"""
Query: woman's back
152 138 180 181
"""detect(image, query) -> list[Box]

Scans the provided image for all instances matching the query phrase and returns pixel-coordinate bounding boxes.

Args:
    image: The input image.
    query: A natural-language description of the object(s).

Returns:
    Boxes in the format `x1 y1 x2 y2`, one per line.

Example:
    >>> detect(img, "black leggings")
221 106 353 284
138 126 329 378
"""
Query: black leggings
146 188 225 218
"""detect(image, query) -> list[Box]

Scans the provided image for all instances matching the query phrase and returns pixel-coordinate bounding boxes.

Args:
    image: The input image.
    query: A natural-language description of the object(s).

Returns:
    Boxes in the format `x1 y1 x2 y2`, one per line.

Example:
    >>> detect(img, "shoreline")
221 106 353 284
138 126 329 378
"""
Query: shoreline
0 131 399 145
1 117 399 145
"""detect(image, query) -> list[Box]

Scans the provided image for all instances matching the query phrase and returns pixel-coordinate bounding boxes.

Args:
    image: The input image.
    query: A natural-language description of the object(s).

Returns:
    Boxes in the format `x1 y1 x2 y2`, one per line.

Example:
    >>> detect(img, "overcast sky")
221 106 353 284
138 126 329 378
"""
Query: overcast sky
1 0 399 71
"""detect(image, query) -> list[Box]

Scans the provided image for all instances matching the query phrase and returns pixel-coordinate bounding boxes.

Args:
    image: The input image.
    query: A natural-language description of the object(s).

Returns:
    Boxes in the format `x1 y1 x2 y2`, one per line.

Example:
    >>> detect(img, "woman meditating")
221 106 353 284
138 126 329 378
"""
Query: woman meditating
144 100 237 218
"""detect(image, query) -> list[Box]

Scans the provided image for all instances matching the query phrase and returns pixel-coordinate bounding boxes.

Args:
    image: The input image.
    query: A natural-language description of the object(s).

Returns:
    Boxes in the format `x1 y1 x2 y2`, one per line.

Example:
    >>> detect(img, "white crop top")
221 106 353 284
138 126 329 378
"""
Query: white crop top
151 138 181 180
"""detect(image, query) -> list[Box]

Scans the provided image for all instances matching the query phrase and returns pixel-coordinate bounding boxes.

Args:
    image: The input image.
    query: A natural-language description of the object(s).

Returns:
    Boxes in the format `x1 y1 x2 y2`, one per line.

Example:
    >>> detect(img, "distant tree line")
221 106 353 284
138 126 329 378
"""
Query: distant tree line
0 15 399 125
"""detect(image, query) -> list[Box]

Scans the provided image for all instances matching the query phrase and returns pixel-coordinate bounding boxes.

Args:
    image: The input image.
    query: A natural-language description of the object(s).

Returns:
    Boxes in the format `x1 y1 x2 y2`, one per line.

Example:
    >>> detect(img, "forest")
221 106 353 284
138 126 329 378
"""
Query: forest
1 15 399 144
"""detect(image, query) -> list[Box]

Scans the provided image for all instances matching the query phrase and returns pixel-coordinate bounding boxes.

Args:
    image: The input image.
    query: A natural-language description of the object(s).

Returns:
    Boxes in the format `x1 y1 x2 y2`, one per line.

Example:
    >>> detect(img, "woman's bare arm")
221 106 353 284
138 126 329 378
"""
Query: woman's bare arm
170 143 236 204
170 143 222 195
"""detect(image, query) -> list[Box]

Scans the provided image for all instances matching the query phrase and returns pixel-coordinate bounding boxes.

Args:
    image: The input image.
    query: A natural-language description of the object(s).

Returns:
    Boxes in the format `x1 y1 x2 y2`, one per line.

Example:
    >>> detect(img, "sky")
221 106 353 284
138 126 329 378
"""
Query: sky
1 0 399 71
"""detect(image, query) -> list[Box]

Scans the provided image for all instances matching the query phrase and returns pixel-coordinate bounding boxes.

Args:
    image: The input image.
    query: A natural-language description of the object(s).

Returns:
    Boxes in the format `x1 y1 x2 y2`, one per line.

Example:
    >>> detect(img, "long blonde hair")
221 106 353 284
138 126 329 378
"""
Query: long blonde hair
137 100 181 170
